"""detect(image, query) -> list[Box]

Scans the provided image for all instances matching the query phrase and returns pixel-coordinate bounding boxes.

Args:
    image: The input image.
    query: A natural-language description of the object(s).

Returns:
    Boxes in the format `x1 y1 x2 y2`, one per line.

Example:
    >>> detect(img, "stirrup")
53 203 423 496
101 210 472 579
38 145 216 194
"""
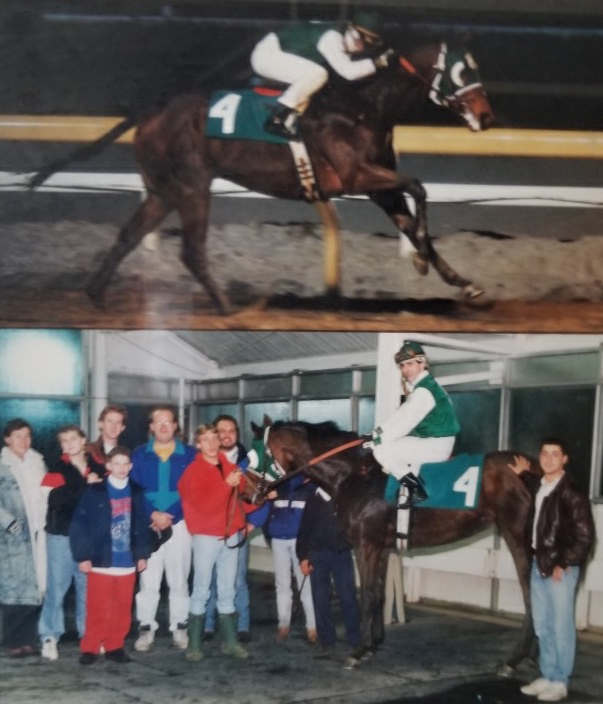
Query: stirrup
264 113 300 140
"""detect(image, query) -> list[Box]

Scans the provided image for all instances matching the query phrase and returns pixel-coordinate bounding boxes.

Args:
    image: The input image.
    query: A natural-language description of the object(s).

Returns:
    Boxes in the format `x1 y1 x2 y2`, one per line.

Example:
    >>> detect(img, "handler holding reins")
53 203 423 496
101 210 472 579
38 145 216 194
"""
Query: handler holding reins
365 341 460 507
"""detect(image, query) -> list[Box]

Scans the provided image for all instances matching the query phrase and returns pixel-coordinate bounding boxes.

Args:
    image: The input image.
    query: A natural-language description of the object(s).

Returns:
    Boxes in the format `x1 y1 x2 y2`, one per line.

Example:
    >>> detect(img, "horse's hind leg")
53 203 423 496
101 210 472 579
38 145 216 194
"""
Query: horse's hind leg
87 193 170 305
177 192 230 315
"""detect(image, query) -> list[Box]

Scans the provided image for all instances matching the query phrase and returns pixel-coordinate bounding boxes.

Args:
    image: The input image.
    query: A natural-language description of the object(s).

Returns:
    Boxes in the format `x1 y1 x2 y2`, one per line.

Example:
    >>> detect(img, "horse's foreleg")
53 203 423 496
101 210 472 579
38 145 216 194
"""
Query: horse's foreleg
86 193 169 305
178 192 231 315
369 190 483 300
353 543 386 663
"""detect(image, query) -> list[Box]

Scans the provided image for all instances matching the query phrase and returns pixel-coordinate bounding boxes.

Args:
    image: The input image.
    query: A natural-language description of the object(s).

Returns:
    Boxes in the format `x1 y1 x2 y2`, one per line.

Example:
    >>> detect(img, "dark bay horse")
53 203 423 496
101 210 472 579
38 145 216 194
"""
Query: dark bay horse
265 420 539 671
31 40 494 313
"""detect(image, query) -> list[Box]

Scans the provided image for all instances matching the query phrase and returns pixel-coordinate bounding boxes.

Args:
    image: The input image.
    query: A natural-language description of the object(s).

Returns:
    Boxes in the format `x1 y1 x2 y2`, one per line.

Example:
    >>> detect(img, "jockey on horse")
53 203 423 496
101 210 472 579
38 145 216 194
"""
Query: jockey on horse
250 11 394 140
364 341 460 508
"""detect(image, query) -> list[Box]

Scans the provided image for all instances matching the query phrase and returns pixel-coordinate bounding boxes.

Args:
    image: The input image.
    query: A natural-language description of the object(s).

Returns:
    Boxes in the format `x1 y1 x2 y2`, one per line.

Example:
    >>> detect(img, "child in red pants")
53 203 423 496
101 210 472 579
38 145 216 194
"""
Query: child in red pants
69 446 150 664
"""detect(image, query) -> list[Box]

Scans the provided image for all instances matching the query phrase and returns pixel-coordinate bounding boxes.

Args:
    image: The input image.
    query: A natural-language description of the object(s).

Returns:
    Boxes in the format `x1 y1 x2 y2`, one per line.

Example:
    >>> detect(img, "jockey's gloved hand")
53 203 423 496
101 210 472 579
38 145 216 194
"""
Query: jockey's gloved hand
373 48 395 69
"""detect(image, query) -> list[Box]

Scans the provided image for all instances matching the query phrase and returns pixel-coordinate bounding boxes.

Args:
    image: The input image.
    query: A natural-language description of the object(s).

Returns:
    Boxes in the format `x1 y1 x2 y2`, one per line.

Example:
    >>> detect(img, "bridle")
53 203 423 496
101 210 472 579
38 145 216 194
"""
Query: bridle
263 425 364 491
398 42 485 113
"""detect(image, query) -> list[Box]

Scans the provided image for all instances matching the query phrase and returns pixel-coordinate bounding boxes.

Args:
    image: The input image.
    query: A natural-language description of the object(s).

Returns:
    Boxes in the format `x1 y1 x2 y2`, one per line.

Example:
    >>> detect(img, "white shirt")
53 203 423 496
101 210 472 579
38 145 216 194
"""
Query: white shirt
316 30 377 81
378 370 436 441
532 472 564 549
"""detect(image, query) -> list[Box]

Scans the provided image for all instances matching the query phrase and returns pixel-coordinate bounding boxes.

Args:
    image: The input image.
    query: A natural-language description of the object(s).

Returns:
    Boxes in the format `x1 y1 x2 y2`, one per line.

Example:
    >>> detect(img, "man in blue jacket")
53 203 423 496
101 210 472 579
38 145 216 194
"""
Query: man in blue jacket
130 405 196 652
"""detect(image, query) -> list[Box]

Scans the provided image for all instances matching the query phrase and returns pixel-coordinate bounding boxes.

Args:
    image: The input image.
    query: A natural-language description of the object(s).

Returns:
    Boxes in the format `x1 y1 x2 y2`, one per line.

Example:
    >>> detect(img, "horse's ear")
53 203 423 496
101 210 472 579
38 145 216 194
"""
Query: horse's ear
263 413 273 426
250 421 260 437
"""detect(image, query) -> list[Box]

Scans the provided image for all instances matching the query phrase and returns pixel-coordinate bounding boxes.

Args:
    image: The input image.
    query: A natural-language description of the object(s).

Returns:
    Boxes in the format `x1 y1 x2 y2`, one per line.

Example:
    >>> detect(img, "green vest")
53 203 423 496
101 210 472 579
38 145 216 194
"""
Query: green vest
276 23 341 66
409 374 460 438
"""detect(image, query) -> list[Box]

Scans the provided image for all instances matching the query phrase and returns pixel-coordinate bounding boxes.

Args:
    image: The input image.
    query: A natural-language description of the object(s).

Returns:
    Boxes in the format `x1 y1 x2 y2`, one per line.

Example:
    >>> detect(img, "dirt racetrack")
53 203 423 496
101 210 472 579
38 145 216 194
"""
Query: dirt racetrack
1 219 603 330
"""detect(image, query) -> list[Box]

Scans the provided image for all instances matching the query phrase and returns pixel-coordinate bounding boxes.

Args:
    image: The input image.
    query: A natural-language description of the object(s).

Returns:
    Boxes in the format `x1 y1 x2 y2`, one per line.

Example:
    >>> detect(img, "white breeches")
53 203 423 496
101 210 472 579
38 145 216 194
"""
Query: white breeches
250 33 329 111
373 435 456 480
135 520 192 631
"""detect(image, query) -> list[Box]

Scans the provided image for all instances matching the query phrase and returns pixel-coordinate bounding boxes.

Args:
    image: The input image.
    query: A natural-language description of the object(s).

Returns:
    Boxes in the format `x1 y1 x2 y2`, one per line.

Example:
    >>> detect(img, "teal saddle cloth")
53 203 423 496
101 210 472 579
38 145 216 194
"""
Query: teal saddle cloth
385 453 485 510
205 89 288 144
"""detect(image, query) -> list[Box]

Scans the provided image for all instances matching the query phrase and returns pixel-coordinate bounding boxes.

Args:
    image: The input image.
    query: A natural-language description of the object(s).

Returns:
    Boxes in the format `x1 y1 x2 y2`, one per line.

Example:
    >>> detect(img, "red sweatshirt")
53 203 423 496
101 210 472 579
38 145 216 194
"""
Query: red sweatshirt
178 452 247 537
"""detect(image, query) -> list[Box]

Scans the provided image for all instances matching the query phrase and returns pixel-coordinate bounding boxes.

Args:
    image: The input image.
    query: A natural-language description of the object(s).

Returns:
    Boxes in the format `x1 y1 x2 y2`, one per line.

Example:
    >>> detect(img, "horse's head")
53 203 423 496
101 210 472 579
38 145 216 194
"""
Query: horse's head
425 43 494 131
399 41 494 132
266 420 367 496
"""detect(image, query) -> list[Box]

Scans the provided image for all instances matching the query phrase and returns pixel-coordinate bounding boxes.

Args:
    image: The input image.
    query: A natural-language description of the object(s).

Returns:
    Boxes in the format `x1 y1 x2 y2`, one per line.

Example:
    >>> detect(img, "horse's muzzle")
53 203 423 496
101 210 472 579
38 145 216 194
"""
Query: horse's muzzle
456 85 495 131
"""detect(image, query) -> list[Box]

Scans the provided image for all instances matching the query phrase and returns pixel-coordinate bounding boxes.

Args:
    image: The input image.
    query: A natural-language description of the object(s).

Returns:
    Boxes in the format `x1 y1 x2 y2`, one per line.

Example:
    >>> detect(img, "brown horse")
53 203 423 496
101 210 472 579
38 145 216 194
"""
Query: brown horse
265 420 540 671
31 39 494 313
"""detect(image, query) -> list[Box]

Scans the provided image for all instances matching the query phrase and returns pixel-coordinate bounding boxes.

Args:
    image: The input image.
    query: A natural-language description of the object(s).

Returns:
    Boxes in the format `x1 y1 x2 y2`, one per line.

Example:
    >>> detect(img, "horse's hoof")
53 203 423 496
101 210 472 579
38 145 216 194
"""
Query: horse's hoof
496 663 516 678
412 253 429 276
461 284 492 308
463 283 485 299
343 656 361 670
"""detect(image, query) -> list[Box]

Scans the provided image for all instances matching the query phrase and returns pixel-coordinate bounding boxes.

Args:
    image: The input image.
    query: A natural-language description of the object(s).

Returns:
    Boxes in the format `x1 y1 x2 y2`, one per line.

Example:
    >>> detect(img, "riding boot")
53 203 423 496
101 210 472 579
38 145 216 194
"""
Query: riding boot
264 104 300 140
398 472 428 508
185 613 204 662
219 613 249 659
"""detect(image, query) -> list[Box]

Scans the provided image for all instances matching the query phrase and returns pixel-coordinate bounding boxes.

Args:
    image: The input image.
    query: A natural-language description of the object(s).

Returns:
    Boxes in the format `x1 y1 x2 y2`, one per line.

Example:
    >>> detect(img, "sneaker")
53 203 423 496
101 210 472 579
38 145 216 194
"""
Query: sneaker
521 678 551 696
79 652 98 665
172 626 188 650
537 682 568 702
105 647 131 663
41 637 58 661
133 625 155 652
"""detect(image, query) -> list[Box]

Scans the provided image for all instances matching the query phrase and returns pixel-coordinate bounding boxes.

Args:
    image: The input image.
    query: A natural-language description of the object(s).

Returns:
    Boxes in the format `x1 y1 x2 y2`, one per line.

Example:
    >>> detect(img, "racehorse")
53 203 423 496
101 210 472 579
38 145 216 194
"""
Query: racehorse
30 39 494 313
264 420 539 671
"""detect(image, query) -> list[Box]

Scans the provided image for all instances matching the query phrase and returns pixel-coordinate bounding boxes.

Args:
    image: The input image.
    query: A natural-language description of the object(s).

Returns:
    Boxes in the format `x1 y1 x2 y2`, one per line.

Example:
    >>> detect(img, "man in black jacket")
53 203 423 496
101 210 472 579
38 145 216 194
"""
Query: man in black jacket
296 487 360 652
509 439 595 702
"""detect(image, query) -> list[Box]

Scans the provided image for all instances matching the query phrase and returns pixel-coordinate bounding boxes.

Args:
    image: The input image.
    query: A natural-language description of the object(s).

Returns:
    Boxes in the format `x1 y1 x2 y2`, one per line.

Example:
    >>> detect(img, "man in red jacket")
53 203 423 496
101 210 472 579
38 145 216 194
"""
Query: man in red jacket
178 423 248 662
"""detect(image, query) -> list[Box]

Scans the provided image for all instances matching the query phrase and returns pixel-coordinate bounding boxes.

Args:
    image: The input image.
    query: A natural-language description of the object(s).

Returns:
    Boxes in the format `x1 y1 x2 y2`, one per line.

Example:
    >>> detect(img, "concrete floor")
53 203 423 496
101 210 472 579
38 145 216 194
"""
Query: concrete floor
1 571 602 704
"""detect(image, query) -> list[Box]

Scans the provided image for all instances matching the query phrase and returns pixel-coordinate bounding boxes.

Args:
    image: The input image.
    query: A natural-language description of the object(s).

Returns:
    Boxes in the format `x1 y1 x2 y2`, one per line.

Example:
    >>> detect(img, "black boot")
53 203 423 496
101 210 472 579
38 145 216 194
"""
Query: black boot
397 473 428 508
264 104 300 139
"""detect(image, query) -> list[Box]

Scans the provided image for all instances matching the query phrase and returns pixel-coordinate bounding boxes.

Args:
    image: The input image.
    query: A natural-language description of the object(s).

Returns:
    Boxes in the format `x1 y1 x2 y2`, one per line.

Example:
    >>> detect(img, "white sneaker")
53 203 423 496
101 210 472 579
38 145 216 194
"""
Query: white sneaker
41 637 58 661
537 682 568 702
172 627 188 650
134 626 155 652
521 678 551 696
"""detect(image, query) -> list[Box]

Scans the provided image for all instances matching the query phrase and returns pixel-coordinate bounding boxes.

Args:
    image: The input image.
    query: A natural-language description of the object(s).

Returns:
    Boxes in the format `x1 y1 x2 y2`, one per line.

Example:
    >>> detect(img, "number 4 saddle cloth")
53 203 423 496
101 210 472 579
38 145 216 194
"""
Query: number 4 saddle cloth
387 453 485 510
205 89 289 144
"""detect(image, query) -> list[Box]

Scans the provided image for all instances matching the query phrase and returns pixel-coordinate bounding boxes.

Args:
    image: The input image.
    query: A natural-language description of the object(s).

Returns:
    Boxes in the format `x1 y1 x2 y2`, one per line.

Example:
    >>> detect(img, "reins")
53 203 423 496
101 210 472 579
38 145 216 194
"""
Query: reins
264 436 364 492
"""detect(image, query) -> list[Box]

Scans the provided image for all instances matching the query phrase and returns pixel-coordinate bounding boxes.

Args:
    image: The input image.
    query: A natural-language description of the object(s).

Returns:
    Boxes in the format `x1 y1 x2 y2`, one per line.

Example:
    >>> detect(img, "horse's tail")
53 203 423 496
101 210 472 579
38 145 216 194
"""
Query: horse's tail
28 114 138 190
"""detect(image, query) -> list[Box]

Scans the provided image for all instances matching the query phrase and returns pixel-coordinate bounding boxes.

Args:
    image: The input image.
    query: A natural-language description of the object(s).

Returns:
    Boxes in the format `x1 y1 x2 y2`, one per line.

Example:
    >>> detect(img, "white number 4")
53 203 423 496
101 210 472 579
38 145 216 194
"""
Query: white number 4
453 465 480 507
208 93 242 135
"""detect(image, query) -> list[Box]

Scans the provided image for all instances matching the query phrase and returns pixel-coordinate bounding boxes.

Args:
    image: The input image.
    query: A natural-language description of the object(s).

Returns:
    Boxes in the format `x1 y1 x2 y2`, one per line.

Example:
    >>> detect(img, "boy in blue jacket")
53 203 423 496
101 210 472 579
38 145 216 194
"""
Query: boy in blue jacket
70 446 150 665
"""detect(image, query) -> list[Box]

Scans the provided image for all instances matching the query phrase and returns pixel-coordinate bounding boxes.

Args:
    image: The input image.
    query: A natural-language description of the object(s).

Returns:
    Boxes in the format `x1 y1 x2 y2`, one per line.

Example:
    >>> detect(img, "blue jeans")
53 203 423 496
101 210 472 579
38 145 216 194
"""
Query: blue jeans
190 533 240 617
38 534 87 641
309 548 361 647
204 539 250 632
530 558 580 685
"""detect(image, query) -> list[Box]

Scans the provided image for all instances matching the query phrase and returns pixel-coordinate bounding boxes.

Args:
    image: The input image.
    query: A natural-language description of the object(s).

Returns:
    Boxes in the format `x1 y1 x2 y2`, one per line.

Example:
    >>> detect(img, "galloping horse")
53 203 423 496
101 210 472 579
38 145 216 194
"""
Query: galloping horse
31 39 494 313
265 420 539 671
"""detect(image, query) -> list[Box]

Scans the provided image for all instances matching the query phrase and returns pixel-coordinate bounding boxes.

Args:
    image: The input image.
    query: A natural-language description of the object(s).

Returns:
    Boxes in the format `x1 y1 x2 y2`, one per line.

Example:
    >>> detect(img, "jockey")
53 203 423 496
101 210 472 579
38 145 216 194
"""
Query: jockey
365 341 460 507
250 12 393 139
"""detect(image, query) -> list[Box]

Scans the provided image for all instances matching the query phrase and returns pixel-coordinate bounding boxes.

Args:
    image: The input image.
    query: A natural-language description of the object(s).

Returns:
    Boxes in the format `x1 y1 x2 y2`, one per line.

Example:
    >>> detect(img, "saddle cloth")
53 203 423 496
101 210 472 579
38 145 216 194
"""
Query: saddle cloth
206 89 288 143
418 453 485 510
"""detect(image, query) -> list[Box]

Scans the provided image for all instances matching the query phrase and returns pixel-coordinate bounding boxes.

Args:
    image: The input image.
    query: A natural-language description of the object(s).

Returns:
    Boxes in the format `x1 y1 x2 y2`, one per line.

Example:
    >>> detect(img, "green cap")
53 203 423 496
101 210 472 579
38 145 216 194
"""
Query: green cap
394 341 426 364
351 11 383 43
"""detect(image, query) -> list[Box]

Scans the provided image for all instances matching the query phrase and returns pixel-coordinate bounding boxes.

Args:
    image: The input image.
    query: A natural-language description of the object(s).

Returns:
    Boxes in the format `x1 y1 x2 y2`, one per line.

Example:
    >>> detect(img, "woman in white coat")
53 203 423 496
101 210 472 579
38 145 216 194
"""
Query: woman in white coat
0 418 47 656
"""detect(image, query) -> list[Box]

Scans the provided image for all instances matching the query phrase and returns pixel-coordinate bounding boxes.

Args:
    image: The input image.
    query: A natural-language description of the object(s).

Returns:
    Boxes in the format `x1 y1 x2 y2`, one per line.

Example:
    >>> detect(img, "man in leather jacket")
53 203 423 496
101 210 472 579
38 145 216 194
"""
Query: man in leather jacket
509 439 595 702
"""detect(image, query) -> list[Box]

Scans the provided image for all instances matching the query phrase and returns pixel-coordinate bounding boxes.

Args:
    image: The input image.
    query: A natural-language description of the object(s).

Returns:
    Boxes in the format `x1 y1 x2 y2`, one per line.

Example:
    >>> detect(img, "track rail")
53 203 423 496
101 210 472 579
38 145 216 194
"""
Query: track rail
1 115 602 159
